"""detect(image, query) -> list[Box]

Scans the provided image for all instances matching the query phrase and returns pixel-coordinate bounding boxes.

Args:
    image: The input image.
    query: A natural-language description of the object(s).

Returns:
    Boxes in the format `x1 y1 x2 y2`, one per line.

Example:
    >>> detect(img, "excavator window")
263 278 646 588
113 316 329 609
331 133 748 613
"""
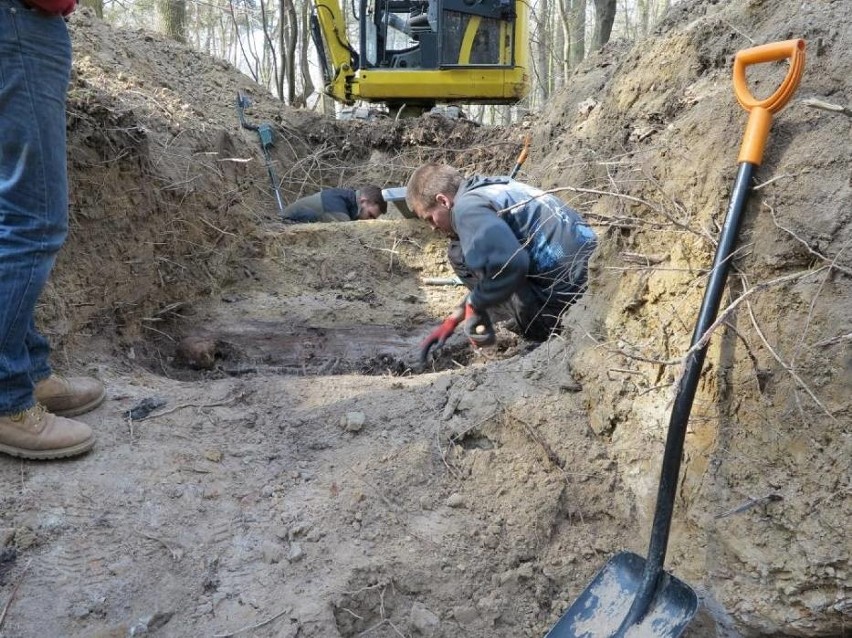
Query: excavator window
360 0 515 70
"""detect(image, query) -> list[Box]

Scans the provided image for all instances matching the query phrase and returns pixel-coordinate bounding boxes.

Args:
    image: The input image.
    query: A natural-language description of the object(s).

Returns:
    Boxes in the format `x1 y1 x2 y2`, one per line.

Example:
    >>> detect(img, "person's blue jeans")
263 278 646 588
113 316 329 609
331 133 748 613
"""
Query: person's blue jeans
0 0 71 416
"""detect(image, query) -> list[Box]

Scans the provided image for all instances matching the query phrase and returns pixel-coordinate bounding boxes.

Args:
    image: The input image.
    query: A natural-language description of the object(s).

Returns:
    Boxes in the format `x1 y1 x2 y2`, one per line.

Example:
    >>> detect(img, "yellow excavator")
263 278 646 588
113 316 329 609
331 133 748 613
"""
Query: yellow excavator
310 0 530 114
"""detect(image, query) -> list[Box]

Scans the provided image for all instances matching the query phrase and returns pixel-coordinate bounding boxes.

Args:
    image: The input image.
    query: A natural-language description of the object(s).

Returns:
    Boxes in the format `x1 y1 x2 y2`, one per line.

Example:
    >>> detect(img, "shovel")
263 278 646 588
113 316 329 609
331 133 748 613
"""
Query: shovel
544 39 806 638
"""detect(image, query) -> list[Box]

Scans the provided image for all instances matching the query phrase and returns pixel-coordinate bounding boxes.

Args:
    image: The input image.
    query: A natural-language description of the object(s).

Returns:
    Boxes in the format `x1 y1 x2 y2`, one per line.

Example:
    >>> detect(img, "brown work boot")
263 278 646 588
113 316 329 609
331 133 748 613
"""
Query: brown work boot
35 374 105 417
0 405 95 460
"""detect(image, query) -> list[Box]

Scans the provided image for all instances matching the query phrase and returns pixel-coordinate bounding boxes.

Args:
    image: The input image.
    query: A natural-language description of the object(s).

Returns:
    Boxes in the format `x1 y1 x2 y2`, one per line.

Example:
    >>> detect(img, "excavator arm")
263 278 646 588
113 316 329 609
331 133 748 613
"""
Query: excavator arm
310 0 359 104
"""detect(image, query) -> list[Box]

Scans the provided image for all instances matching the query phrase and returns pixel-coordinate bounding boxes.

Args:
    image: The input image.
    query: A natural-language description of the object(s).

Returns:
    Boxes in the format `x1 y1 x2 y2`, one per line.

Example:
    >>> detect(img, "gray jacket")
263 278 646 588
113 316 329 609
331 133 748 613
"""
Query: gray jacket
451 176 597 310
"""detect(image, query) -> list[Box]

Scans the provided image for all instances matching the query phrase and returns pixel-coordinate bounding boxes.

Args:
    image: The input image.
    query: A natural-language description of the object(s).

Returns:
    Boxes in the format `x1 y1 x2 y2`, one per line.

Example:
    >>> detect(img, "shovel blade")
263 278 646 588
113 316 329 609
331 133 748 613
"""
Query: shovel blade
545 552 698 638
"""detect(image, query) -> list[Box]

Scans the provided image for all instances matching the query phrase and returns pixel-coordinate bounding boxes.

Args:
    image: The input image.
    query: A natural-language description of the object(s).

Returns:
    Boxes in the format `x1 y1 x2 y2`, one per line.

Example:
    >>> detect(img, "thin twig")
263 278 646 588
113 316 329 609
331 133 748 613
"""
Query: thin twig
716 493 782 519
745 300 838 424
198 215 237 237
212 607 291 637
813 332 851 347
801 97 852 117
139 393 244 421
589 267 828 369
765 202 852 277
752 173 798 191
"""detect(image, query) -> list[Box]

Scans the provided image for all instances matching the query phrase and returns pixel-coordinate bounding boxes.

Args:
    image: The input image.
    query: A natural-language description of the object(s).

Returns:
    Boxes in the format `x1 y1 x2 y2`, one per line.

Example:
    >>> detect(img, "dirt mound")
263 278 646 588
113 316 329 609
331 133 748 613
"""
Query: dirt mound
0 1 848 637
516 0 851 633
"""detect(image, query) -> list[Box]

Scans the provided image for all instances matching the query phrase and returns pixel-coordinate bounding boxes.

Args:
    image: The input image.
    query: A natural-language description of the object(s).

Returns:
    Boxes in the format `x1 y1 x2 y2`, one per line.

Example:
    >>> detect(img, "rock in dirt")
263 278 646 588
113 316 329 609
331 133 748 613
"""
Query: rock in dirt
446 493 465 508
287 543 305 562
341 411 366 432
451 604 479 626
409 601 441 636
203 448 223 462
128 611 174 635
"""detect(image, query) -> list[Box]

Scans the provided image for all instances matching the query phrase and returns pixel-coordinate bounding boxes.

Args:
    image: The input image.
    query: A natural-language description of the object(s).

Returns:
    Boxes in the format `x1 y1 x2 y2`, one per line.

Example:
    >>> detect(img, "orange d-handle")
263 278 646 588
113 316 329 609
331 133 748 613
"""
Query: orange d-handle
733 39 805 165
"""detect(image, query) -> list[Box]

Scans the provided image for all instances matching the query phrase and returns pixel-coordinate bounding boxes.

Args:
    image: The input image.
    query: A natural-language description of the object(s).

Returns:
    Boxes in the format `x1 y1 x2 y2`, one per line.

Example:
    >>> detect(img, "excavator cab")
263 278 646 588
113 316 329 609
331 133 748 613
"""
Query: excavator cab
311 0 529 112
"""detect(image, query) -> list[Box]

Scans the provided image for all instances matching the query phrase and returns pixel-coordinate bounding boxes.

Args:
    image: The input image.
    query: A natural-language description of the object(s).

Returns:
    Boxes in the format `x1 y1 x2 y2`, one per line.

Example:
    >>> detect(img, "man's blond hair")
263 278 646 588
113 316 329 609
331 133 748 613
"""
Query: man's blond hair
406 164 463 214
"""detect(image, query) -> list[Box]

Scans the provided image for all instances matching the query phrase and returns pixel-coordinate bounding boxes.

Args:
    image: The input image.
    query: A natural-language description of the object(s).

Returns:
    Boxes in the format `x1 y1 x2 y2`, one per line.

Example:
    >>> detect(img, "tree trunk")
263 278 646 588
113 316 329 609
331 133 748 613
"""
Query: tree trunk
557 0 569 79
297 0 315 107
592 0 616 50
552 5 565 90
158 0 187 44
570 0 586 67
259 0 282 99
79 0 102 19
534 0 550 109
282 0 298 105
638 0 649 36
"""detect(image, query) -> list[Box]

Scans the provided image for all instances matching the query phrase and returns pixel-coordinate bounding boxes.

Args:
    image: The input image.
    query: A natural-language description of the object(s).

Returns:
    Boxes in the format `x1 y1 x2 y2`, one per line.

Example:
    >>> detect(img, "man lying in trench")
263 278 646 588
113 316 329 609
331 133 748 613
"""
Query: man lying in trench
406 163 597 363
281 185 387 223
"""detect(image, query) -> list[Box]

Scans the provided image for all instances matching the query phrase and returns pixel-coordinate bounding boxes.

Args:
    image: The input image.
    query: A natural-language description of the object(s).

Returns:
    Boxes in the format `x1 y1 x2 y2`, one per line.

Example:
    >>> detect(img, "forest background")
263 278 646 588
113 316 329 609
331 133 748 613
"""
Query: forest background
75 0 677 123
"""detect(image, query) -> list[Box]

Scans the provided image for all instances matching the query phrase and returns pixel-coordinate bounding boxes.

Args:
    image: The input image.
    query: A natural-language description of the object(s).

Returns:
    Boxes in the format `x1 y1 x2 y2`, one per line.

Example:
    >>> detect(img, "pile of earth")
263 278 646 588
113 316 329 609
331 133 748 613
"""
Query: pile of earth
0 0 848 636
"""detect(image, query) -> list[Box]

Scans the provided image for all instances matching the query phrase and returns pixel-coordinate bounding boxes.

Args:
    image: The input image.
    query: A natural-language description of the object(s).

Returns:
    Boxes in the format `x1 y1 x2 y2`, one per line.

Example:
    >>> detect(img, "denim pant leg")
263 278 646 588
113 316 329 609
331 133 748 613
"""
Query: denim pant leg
0 1 71 415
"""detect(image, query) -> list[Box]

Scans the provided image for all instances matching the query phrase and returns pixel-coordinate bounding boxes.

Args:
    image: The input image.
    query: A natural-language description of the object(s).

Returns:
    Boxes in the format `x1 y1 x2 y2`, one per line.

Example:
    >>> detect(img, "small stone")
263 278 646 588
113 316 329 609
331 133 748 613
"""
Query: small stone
451 605 479 625
287 543 304 562
558 377 582 393
483 535 499 549
409 601 441 636
71 604 92 620
446 493 465 508
341 412 366 432
203 449 223 463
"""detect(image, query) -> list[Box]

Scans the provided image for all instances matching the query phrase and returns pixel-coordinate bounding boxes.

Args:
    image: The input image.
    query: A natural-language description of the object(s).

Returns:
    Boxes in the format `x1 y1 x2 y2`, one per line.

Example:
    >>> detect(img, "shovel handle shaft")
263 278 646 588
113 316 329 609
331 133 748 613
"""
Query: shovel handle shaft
509 134 532 179
617 42 806 634
734 39 805 165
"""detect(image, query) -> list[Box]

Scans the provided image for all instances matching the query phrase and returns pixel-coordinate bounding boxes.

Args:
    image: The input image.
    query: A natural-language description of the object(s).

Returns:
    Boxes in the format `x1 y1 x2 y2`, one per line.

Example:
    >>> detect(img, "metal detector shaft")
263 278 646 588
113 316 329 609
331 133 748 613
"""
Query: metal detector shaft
236 92 286 218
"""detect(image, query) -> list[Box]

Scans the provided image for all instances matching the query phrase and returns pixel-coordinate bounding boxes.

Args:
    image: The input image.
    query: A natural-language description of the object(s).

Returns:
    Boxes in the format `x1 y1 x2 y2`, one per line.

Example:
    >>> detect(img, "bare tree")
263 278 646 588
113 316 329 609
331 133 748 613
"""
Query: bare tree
297 0 315 107
569 0 586 66
533 0 551 108
158 0 187 43
592 0 616 50
282 0 299 104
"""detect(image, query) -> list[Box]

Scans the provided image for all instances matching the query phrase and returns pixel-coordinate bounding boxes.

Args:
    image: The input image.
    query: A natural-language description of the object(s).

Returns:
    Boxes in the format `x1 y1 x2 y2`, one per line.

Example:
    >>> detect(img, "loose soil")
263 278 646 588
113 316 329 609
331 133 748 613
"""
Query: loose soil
1 0 849 637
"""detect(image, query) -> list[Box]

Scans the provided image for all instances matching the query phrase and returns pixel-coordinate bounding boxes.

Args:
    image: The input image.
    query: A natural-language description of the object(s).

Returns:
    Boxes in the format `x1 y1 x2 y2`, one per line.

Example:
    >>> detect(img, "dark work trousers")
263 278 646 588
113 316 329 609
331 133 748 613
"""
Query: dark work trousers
447 241 586 342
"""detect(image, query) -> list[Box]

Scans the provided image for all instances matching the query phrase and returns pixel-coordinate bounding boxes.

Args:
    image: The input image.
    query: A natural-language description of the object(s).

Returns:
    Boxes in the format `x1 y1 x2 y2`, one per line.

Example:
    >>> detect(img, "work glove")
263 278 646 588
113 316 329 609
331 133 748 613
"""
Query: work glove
419 301 466 365
462 302 496 347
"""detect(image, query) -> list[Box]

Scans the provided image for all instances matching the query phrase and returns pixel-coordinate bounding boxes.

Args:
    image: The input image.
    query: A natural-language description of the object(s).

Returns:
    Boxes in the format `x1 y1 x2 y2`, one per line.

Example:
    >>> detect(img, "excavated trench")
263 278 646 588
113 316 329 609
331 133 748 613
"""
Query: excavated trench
155 321 478 379
134 220 527 381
